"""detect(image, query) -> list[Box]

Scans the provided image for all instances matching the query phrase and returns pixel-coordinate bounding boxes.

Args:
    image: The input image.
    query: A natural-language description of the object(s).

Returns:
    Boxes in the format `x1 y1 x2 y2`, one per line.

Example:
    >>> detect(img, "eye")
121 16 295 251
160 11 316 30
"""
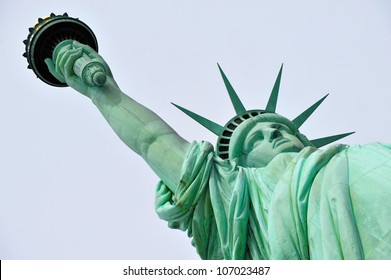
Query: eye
250 134 261 146
273 123 292 134
246 132 264 151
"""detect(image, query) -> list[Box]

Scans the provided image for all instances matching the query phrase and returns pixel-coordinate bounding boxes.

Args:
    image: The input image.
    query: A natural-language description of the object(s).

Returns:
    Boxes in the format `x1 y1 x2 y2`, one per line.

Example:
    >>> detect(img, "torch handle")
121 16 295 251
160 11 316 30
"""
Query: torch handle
73 53 107 86
53 40 107 87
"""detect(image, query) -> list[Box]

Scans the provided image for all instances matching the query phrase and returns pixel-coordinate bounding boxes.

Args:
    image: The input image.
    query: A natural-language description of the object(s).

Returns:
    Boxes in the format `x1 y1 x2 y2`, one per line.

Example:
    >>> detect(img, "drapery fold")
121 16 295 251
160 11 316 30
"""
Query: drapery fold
155 141 391 259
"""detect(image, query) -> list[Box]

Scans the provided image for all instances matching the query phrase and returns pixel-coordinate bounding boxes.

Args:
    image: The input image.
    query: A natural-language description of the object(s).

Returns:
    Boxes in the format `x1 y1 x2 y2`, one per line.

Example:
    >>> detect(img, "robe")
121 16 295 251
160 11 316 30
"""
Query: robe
155 141 391 259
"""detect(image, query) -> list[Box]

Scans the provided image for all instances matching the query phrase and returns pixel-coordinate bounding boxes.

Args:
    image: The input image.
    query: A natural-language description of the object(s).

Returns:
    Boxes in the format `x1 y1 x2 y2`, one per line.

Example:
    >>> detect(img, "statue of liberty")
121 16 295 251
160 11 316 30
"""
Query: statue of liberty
25 15 391 260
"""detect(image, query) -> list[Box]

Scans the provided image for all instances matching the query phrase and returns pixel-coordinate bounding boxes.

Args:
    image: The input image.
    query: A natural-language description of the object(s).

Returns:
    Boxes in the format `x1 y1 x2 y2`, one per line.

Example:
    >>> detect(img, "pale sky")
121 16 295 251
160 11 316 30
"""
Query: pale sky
1 0 391 259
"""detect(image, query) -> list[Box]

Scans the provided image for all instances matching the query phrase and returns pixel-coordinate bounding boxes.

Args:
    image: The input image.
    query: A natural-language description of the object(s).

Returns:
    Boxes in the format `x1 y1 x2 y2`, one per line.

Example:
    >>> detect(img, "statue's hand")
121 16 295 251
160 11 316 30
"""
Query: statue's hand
45 40 119 98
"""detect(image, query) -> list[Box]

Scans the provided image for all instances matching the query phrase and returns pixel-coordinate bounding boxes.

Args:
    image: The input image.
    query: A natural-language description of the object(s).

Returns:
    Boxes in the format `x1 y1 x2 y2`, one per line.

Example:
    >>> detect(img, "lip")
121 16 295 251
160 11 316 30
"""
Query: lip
273 138 289 148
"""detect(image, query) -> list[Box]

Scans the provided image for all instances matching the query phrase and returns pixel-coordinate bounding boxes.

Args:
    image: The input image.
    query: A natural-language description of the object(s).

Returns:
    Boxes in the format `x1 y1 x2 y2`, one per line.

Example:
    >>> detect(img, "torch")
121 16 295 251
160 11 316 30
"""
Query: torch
23 13 106 87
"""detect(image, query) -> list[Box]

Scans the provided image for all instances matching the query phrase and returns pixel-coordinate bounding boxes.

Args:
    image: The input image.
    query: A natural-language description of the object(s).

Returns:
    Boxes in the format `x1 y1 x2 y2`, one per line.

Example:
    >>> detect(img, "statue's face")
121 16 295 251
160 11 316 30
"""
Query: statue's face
242 122 304 167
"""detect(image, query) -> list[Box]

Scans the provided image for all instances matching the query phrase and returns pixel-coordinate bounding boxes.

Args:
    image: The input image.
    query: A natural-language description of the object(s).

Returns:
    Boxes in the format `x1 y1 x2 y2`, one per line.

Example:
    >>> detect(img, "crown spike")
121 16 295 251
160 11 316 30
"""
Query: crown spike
217 64 246 115
310 132 355 148
292 94 329 128
265 64 283 113
172 103 224 136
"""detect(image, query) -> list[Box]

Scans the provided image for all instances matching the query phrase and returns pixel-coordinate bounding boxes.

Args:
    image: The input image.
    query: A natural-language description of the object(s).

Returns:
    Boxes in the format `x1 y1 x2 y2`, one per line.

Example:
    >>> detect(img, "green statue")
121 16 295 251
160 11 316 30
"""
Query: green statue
25 14 391 260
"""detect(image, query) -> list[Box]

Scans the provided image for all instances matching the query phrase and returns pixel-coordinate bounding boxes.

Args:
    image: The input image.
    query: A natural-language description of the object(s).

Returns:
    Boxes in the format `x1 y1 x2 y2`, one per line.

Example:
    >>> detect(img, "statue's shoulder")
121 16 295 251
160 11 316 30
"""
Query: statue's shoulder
345 142 391 159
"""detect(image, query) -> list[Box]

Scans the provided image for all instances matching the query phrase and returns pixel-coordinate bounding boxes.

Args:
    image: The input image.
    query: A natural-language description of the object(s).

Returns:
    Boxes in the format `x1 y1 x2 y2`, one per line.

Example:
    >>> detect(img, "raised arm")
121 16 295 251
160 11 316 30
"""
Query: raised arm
45 41 190 192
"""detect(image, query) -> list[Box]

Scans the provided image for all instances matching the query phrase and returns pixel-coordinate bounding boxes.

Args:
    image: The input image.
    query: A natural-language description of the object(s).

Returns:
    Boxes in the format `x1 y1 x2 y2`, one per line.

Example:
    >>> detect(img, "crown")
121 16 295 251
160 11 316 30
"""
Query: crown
173 64 354 160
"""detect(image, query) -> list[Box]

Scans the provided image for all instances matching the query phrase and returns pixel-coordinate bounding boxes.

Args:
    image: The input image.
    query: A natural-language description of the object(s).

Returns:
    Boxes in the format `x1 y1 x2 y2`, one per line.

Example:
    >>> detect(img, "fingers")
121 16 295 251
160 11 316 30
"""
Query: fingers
56 46 77 76
48 40 114 92
72 41 102 61
56 47 83 82
45 58 66 83
72 41 112 76
44 58 55 72
63 48 83 81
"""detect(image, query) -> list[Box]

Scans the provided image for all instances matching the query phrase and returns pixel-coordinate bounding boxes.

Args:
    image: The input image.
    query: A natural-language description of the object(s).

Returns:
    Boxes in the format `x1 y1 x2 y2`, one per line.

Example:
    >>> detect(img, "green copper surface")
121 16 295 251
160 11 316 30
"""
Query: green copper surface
310 132 355 148
217 64 246 115
156 141 391 259
265 64 283 113
171 103 224 136
292 94 329 128
37 35 391 260
174 64 352 160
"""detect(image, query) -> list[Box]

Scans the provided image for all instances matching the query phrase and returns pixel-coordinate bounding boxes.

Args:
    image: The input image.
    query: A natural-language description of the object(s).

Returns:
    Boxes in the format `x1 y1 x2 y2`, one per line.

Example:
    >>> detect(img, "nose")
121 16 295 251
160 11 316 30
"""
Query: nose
268 128 282 142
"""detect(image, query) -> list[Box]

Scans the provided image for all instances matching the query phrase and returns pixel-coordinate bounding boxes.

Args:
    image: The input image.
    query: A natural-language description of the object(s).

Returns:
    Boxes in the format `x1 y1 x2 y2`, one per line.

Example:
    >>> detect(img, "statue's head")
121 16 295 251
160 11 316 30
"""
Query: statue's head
174 64 354 167
227 113 310 167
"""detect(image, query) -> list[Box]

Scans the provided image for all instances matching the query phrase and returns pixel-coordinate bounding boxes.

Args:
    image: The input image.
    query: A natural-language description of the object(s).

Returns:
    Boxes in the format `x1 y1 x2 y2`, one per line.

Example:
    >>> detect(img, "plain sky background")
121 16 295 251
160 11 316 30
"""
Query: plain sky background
1 0 391 259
